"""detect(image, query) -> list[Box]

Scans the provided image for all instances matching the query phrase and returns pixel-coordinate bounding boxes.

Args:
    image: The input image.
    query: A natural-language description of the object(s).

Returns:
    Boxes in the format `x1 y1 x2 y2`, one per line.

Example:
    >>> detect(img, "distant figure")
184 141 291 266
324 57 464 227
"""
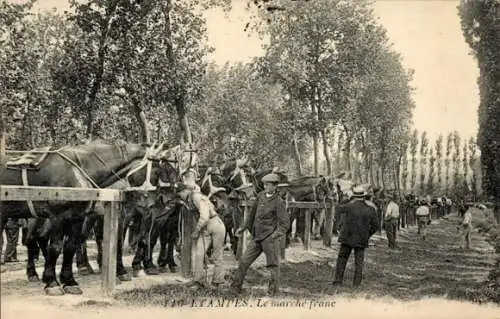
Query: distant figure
415 199 431 240
458 204 472 250
332 187 379 287
384 193 400 249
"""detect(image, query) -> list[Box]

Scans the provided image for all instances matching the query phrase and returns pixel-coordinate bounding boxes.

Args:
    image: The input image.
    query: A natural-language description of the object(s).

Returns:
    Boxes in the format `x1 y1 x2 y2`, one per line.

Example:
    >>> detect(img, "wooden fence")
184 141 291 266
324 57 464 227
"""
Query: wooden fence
0 185 122 296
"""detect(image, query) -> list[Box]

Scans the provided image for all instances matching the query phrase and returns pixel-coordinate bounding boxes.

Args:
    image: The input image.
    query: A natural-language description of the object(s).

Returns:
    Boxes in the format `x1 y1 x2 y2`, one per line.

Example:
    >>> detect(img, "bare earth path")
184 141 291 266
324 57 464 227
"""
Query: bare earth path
2 209 500 318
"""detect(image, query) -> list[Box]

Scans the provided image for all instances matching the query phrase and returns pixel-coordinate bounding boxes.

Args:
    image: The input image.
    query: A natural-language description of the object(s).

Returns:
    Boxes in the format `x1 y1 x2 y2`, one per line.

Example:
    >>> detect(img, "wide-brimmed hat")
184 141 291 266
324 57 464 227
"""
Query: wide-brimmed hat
352 186 366 198
262 173 281 184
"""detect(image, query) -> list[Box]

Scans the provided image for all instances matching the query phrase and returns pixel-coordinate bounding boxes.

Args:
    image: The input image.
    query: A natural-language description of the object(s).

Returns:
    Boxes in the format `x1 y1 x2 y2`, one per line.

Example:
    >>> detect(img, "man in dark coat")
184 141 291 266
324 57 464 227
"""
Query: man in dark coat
332 186 379 287
231 173 289 296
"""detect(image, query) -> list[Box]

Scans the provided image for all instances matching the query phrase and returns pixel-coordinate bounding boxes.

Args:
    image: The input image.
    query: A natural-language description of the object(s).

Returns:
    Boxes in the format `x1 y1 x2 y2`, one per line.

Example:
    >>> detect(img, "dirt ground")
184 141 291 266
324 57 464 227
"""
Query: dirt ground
1 209 500 319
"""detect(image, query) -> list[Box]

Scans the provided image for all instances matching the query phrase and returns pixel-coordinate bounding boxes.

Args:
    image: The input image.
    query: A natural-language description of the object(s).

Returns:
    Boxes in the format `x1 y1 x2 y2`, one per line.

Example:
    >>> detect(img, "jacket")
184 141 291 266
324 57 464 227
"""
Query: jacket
244 191 289 242
336 199 379 248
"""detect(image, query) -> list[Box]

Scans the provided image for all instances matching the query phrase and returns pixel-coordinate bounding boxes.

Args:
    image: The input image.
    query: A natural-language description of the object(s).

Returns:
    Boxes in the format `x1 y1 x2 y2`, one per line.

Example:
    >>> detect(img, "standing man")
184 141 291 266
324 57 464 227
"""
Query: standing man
458 204 473 250
415 198 431 240
231 173 289 296
179 183 227 290
332 187 380 287
384 193 400 249
2 218 21 263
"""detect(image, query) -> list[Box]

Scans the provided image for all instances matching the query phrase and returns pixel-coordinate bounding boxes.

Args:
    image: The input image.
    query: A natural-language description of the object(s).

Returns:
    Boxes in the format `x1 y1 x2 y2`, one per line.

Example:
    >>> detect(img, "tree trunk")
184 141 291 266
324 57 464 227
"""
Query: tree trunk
84 1 120 140
0 111 5 168
292 132 303 176
321 130 332 176
130 100 150 144
164 0 191 144
344 139 352 179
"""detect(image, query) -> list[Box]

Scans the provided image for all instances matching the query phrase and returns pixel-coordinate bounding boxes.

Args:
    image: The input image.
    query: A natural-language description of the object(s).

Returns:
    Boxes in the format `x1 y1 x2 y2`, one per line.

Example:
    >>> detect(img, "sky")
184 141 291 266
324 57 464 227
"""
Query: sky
26 0 480 143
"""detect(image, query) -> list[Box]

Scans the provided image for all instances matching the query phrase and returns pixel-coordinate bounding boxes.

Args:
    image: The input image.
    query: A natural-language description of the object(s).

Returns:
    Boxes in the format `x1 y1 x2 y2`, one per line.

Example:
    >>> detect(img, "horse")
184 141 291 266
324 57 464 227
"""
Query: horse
76 145 189 278
0 141 167 295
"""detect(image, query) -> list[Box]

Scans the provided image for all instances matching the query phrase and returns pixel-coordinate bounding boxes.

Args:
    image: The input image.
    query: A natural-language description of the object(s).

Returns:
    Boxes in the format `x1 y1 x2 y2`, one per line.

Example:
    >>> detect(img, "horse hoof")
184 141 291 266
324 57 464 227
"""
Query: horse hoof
63 285 83 295
45 286 65 296
158 266 168 273
132 269 141 277
145 268 159 275
118 273 132 281
28 275 40 282
169 265 178 273
78 267 94 276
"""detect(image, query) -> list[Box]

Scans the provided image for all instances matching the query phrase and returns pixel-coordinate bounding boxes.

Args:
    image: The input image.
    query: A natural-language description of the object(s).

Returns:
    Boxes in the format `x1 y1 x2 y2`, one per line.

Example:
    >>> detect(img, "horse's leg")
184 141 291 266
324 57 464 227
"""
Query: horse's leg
296 209 305 243
59 216 84 295
131 212 146 277
115 211 131 281
76 214 97 275
166 233 178 273
143 217 160 276
26 235 41 282
285 209 295 248
42 216 65 296
312 208 323 240
157 224 169 273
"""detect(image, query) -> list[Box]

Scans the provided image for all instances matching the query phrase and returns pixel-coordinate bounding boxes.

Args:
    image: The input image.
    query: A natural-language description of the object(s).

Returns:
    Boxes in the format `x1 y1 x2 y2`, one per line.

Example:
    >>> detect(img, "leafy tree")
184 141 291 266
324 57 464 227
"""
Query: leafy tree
458 0 500 204
410 129 419 192
419 131 429 194
445 132 454 194
468 136 479 200
427 146 437 195
452 130 462 196
435 134 444 194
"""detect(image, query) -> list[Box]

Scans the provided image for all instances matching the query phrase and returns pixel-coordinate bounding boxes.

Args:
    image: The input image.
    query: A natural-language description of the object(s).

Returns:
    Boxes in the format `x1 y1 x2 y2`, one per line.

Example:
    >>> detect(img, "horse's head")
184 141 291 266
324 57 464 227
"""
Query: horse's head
219 157 254 198
155 142 200 182
199 166 227 198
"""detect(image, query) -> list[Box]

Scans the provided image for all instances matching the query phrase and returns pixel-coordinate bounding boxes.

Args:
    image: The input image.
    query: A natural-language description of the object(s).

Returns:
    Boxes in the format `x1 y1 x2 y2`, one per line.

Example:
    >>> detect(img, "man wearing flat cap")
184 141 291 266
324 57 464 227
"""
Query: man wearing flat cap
230 173 289 296
332 186 379 287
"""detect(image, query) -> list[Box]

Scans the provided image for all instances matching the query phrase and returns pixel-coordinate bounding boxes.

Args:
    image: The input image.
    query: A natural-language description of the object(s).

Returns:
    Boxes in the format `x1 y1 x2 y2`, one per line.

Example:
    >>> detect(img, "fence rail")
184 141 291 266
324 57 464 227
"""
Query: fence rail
0 185 122 296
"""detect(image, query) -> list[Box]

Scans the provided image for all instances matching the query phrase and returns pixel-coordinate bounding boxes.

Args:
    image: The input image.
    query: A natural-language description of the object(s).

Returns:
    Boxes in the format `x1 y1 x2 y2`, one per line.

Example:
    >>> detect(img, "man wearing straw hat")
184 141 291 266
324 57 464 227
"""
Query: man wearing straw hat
384 192 400 249
332 186 379 287
230 173 289 296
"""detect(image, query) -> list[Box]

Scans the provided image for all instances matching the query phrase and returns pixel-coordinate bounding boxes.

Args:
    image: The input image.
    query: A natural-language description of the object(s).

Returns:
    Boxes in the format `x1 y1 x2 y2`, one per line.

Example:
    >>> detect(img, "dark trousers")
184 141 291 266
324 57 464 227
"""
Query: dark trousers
232 235 281 294
385 219 398 248
334 244 365 286
3 227 20 261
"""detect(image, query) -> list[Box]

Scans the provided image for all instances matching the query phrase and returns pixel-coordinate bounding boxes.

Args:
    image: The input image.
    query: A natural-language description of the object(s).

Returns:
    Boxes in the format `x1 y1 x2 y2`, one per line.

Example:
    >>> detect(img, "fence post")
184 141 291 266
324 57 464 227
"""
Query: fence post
181 207 194 278
304 209 311 251
323 200 334 247
236 201 249 261
101 201 119 296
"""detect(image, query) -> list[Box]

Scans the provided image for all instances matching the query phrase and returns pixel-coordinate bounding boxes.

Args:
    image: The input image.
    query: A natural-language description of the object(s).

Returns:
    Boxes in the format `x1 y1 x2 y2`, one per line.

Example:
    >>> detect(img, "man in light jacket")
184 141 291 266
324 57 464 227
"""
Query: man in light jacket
384 193 400 249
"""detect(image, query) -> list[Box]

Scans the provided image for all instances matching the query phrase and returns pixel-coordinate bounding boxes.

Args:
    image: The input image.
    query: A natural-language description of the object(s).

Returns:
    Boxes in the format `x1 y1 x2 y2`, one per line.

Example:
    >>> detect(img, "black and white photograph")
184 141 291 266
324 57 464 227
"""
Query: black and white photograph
1 0 499 318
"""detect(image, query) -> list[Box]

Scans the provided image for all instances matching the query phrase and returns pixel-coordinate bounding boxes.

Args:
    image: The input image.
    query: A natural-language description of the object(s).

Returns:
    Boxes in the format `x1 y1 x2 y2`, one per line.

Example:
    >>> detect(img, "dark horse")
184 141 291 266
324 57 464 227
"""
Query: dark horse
0 141 166 295
75 146 186 278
